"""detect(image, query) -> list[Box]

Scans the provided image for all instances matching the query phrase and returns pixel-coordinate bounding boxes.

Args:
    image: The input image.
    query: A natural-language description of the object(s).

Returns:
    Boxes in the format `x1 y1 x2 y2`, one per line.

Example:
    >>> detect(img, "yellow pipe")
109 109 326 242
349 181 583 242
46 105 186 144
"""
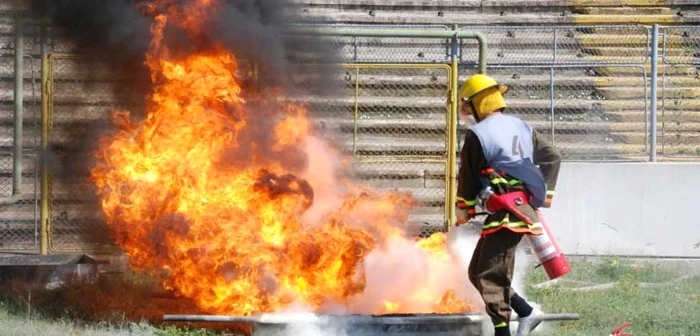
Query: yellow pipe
39 52 49 255
353 67 359 156
446 58 459 231
443 66 453 232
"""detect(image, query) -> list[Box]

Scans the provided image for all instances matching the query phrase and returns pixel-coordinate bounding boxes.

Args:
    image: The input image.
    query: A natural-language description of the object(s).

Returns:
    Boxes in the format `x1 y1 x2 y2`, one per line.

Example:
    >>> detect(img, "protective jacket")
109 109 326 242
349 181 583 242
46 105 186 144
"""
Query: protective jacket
457 113 561 236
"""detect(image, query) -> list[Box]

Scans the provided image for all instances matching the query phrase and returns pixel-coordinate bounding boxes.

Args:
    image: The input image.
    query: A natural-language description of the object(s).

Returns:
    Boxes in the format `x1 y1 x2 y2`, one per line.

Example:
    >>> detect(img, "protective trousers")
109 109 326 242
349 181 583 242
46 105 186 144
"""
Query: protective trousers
468 227 525 328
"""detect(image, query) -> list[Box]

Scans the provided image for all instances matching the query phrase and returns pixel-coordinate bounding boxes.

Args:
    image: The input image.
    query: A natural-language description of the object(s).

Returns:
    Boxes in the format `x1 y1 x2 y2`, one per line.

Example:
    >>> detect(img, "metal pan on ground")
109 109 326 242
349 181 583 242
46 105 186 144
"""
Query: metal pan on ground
163 312 579 336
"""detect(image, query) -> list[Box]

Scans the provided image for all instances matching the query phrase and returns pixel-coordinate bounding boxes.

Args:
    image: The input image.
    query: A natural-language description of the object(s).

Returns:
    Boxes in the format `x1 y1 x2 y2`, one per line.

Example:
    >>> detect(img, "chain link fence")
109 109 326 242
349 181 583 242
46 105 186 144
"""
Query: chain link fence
661 26 700 158
293 63 452 237
0 15 41 252
47 55 141 253
457 25 651 161
287 36 455 65
460 25 650 66
2 22 693 253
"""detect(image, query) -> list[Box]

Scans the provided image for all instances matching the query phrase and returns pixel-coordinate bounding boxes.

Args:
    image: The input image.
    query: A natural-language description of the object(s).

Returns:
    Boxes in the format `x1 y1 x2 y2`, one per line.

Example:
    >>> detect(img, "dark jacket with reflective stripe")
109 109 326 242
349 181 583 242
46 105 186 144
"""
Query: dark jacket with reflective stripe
457 113 561 235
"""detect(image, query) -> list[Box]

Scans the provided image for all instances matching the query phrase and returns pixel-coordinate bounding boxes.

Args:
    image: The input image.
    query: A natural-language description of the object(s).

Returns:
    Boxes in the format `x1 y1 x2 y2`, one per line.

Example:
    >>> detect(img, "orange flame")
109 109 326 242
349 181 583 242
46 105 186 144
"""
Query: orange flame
90 0 473 316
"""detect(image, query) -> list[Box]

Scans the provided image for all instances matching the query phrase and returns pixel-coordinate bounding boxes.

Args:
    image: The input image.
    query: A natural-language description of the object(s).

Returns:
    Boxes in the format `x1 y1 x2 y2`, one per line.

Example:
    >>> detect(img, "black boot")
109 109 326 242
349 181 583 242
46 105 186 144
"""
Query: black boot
511 292 533 318
494 324 512 336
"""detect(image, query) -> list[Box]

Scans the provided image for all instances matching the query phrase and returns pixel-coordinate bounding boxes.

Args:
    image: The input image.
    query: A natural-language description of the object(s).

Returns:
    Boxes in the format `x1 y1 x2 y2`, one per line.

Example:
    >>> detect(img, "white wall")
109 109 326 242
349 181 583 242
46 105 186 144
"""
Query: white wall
541 163 700 258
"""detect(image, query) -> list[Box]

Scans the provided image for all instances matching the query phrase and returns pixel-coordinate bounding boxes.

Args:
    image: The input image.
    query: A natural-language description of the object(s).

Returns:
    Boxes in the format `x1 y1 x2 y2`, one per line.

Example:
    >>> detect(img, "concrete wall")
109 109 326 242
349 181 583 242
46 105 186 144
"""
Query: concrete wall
542 162 700 258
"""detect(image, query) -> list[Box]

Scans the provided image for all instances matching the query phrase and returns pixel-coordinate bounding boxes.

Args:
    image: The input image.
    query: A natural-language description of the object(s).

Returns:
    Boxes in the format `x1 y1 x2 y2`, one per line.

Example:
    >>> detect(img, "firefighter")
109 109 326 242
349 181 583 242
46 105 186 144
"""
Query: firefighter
455 74 562 336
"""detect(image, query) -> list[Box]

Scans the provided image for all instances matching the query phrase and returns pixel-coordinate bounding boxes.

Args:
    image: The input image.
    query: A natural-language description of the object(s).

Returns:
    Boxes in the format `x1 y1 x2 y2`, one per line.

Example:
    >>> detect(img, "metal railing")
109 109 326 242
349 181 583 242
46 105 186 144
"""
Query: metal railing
457 25 653 161
1 20 699 254
0 16 41 252
661 25 700 158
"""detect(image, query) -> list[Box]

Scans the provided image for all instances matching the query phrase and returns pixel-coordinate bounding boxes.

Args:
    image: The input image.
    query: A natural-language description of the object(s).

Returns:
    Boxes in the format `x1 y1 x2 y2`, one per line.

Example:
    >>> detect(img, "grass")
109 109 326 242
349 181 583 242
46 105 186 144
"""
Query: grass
2 259 699 335
0 271 244 336
524 257 700 336
0 305 227 336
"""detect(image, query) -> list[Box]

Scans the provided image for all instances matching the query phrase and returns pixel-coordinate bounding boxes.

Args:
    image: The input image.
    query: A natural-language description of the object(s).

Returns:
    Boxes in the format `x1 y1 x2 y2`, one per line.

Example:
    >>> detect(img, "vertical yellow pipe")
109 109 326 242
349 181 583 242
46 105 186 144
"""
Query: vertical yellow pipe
39 53 49 255
443 67 453 232
352 67 359 157
446 58 459 231
39 22 50 255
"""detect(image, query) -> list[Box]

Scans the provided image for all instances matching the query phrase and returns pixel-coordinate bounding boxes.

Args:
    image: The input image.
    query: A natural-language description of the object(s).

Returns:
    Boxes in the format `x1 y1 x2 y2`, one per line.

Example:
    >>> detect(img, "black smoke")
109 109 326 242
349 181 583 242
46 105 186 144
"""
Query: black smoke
29 0 151 60
28 1 342 238
29 0 337 88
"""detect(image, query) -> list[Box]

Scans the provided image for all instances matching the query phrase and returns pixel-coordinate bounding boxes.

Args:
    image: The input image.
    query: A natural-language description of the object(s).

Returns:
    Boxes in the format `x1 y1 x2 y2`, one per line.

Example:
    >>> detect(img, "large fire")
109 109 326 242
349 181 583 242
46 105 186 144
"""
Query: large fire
90 0 475 316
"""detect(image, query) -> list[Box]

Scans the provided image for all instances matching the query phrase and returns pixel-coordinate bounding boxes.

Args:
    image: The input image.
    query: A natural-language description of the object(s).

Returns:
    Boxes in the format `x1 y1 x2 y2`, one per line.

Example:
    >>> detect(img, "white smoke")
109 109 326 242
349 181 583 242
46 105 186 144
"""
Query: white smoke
299 135 345 227
255 313 340 336
297 133 538 317
274 320 348 336
345 235 467 313
448 224 537 309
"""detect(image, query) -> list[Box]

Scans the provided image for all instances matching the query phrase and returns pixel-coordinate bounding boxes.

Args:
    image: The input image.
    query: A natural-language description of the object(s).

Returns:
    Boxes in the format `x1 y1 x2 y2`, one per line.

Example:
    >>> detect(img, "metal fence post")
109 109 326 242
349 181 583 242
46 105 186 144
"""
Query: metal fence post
550 28 557 145
39 22 49 255
0 18 24 206
447 31 459 230
650 24 659 162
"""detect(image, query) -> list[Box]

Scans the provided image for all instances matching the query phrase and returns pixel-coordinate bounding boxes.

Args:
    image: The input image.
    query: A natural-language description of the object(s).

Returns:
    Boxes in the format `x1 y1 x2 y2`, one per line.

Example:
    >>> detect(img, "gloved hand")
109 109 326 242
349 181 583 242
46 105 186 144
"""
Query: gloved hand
455 199 471 226
542 191 554 208
456 206 470 226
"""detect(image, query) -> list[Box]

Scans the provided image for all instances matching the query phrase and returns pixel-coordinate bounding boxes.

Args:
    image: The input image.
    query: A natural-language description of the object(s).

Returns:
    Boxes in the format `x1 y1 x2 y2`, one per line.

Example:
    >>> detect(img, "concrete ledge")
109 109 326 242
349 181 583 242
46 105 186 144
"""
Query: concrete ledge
571 0 699 6
545 162 700 257
291 0 698 8
0 253 101 266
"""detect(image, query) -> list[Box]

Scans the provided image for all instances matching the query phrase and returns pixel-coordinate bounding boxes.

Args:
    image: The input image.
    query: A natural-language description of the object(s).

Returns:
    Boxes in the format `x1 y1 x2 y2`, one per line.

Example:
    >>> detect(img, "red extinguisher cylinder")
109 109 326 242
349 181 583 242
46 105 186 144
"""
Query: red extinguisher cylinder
527 211 571 280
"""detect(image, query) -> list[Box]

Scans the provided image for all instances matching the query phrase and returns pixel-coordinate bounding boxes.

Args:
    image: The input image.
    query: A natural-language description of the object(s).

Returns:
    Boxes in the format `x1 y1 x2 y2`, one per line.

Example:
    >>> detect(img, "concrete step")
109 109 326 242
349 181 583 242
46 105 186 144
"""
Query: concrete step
584 46 686 57
556 143 648 157
353 161 446 178
574 7 678 15
296 95 700 112
340 135 657 157
0 220 37 232
407 213 446 227
659 112 700 125
293 8 575 25
598 86 700 99
572 14 682 24
295 8 699 25
297 71 666 89
0 58 43 80
316 117 663 133
0 156 37 175
610 131 700 145
0 204 100 223
661 56 700 64
291 0 697 7
594 76 699 87
570 0 698 6
597 64 696 75
576 34 700 46
0 178 39 205
607 110 700 122
659 147 700 157
374 187 445 204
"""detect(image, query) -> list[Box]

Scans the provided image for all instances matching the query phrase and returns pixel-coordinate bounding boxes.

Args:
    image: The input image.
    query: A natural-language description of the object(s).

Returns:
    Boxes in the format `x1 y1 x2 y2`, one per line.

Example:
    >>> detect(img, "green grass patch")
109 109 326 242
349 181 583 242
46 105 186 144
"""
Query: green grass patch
0 304 226 336
0 271 243 336
525 257 700 336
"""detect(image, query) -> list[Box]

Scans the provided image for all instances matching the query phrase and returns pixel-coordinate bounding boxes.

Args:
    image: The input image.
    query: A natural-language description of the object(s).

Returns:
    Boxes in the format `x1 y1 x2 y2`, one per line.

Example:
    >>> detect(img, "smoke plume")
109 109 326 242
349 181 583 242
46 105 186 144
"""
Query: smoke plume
28 0 505 319
30 0 340 179
29 0 335 88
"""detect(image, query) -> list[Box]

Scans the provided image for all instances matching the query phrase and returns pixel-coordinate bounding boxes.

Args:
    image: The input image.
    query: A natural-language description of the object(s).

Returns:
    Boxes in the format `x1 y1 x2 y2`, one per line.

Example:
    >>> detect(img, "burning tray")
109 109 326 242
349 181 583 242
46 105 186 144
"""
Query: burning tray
164 312 578 336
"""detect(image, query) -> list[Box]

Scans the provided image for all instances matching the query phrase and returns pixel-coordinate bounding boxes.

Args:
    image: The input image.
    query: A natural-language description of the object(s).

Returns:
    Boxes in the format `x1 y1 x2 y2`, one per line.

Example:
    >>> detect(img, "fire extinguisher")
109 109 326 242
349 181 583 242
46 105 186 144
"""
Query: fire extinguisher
526 210 571 280
476 187 571 280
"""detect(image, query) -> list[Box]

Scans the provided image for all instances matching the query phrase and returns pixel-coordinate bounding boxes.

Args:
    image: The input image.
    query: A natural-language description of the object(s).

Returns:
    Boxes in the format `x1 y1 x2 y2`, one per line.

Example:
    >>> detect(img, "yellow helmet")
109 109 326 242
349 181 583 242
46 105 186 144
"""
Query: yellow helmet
459 74 509 121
